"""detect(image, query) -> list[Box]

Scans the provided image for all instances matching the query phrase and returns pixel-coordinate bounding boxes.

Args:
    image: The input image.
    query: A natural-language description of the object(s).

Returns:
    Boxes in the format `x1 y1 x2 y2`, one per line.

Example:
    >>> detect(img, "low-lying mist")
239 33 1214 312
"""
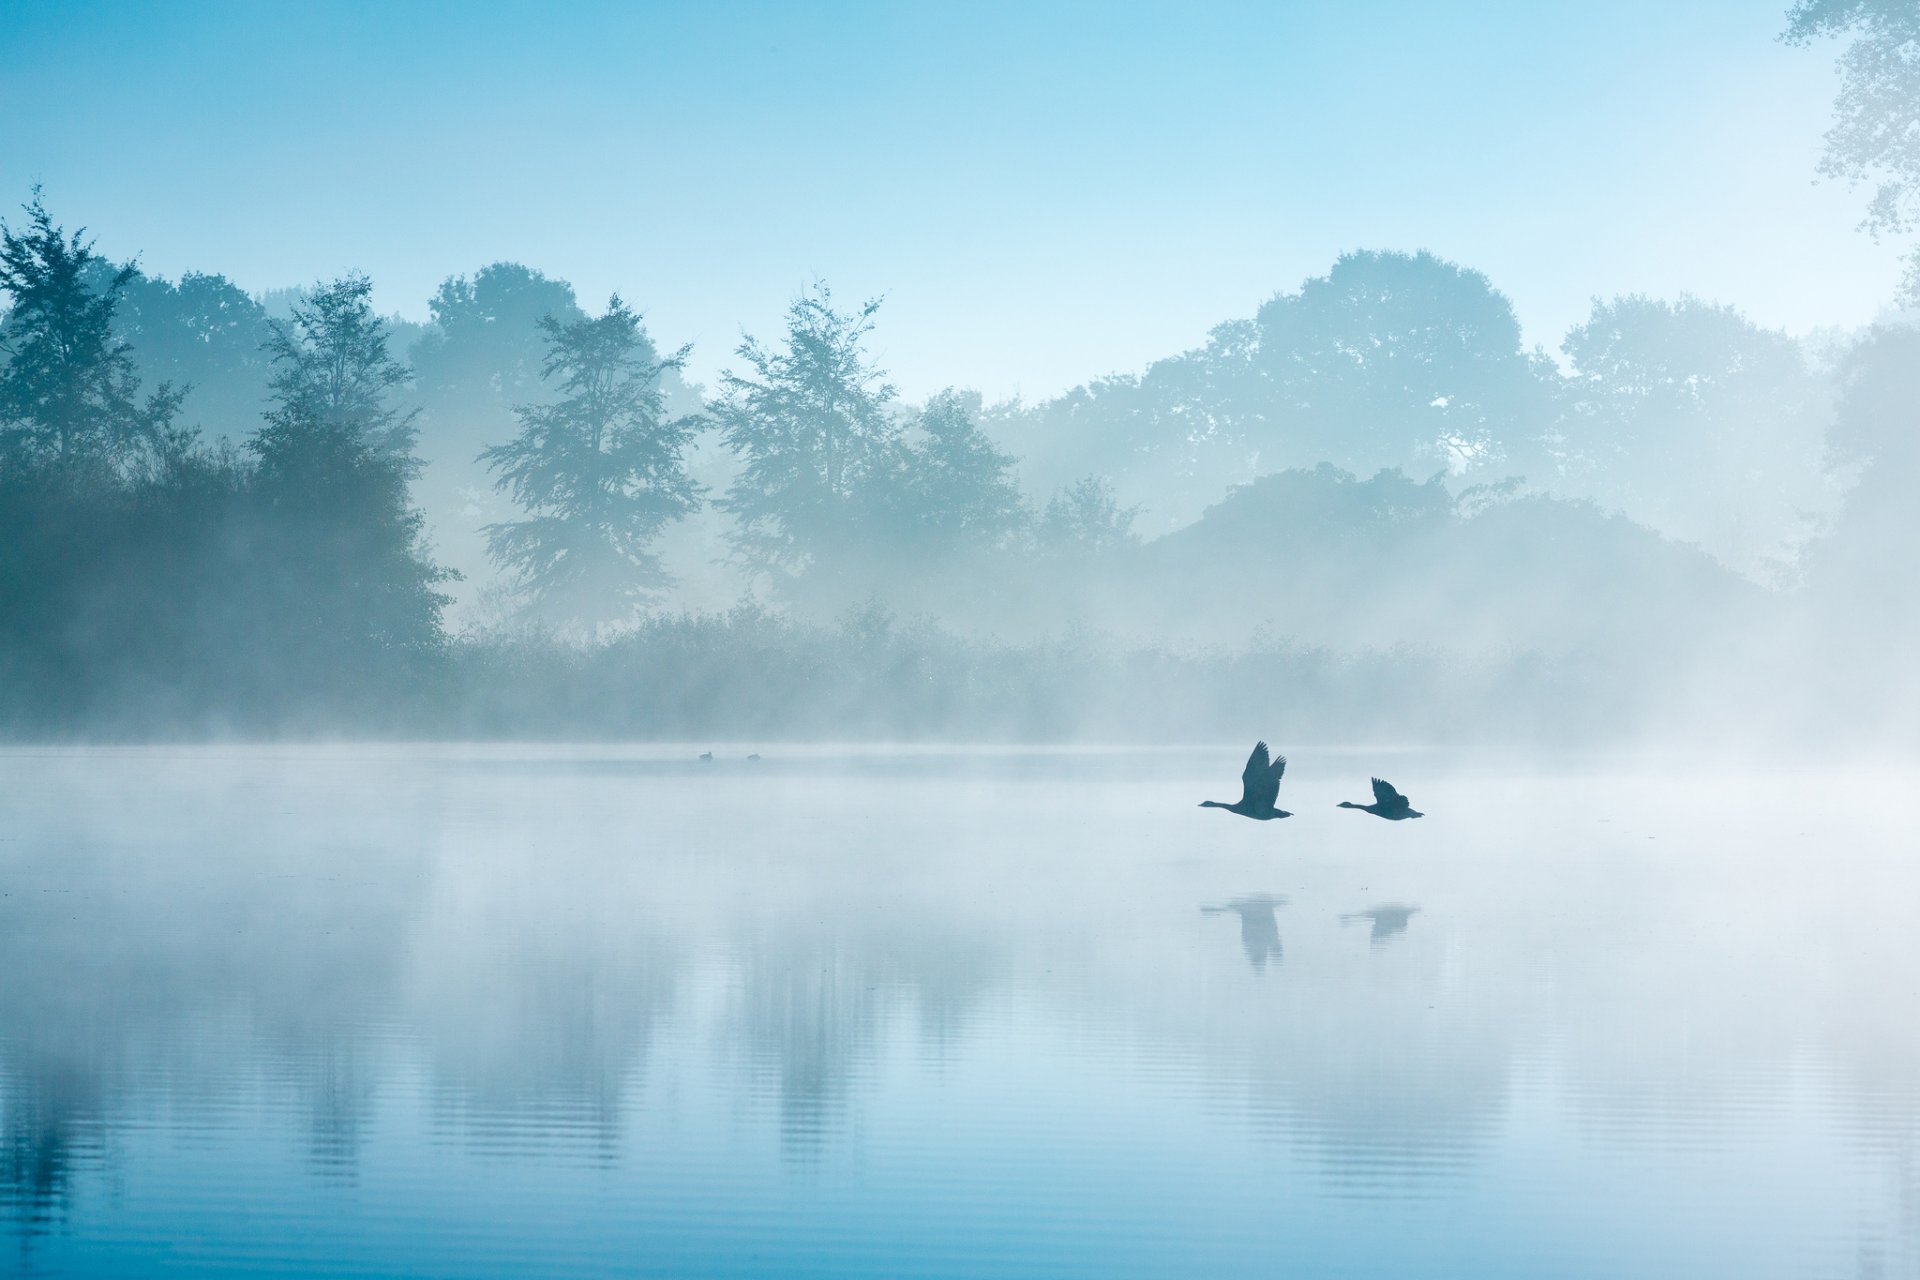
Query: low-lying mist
1 196 1913 749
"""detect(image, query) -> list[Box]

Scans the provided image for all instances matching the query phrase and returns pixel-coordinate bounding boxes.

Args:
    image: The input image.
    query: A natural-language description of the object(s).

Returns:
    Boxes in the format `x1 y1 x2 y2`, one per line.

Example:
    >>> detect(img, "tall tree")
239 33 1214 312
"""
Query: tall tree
712 283 902 587
1250 250 1556 478
1040 475 1140 556
480 295 703 625
410 263 587 459
1002 250 1558 531
247 275 449 690
107 266 276 442
892 388 1029 552
0 190 176 469
1556 295 1831 577
1807 324 1920 612
1785 1 1920 297
254 275 416 469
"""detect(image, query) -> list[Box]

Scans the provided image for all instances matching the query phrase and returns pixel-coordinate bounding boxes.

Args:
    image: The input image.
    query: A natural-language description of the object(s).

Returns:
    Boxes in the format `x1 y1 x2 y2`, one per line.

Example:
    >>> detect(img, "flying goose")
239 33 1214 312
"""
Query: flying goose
1200 742 1292 820
1338 777 1423 820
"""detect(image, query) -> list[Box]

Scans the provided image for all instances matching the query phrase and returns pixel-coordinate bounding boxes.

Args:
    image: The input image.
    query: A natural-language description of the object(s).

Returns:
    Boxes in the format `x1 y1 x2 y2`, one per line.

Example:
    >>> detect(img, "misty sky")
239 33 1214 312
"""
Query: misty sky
0 0 1901 400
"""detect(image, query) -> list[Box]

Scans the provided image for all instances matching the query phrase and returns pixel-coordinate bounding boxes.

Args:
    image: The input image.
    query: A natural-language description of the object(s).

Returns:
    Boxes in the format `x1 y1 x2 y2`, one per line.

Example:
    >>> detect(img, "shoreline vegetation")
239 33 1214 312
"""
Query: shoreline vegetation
0 602 1820 747
0 191 1909 748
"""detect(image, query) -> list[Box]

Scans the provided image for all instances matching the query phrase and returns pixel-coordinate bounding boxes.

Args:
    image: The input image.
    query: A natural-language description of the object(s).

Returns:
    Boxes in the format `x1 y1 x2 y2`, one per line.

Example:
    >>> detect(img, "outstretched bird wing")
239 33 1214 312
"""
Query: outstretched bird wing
1371 777 1408 809
1241 742 1283 811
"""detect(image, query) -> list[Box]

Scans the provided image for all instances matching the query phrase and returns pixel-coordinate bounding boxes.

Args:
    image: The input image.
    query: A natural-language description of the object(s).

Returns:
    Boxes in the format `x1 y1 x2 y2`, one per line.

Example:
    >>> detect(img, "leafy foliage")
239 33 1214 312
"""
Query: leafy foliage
1785 1 1920 297
1556 295 1831 576
0 189 180 471
481 296 703 624
886 388 1029 552
713 283 902 588
1041 475 1140 555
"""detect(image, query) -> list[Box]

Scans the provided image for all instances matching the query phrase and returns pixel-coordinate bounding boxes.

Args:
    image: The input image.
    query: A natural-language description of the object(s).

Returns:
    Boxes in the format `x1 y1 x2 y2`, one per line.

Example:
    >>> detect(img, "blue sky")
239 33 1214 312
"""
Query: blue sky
0 0 1899 399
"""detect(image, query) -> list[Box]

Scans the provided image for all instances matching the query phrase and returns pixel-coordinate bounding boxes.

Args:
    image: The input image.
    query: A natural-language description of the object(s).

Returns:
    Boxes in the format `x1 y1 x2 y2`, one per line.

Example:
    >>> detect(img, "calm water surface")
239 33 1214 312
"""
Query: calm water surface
1 745 1915 1278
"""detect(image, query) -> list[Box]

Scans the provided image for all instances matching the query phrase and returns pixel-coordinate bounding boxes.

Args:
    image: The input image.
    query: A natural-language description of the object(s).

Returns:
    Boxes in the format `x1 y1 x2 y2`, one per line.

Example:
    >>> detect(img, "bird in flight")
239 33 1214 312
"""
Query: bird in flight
1200 742 1292 820
1338 777 1424 820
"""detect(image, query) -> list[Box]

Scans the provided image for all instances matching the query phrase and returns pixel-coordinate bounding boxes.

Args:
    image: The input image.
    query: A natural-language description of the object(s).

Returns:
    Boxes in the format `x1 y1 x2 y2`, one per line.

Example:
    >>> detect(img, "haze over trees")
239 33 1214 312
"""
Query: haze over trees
482 296 703 627
1 3 1917 742
712 284 904 605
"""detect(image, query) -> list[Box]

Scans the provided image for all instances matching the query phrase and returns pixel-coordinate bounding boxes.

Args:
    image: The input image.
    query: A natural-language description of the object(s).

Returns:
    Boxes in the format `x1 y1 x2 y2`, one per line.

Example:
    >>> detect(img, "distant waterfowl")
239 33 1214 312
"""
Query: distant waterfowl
698 752 714 762
1200 742 1292 820
1342 903 1420 943
1338 777 1423 820
746 753 762 761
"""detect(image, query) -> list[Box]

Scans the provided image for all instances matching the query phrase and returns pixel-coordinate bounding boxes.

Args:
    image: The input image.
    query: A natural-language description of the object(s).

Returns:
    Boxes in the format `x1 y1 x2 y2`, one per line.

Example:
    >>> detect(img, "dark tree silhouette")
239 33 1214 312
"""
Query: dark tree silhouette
245 275 451 702
891 388 1028 552
713 283 902 590
411 263 587 458
480 295 703 625
104 265 276 442
0 190 179 470
256 276 417 466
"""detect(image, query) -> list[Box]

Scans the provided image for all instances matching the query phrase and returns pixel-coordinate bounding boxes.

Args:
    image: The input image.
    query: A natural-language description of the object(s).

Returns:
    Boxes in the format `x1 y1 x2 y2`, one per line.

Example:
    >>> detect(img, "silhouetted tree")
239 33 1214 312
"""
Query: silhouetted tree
255 275 416 466
104 265 276 441
410 263 586 456
245 275 450 702
1041 475 1139 554
892 388 1028 551
713 283 902 590
0 190 179 471
1556 295 1831 576
394 265 594 619
1806 325 1920 626
1785 2 1920 297
480 295 702 625
1003 251 1555 529
1251 250 1556 477
997 319 1266 529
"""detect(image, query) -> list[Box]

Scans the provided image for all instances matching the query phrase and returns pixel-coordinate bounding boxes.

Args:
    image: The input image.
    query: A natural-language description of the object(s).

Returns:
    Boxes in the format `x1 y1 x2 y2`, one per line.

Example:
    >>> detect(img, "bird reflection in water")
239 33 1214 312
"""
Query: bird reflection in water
1342 903 1421 945
1202 894 1288 971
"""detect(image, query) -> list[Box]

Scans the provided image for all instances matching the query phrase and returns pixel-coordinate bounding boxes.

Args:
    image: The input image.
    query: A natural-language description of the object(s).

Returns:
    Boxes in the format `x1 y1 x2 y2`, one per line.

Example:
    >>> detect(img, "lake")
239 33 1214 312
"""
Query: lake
1 745 1914 1278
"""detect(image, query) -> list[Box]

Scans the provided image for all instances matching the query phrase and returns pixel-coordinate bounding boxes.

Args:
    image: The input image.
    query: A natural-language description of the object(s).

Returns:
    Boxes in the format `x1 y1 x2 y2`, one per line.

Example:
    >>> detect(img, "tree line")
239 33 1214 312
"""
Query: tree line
2 163 1916 738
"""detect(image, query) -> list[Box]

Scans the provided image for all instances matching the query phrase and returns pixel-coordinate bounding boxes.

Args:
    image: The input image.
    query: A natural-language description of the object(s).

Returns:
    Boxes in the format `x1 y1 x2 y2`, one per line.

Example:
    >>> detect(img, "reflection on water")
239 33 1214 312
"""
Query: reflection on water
1 746 1918 1277
1203 894 1287 970
1342 903 1420 944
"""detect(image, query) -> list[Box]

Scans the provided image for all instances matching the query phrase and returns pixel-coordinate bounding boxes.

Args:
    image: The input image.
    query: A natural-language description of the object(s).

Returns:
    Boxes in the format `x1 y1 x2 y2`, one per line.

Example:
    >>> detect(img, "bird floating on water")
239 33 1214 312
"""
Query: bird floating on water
1200 742 1292 820
1338 777 1423 820
698 751 714 762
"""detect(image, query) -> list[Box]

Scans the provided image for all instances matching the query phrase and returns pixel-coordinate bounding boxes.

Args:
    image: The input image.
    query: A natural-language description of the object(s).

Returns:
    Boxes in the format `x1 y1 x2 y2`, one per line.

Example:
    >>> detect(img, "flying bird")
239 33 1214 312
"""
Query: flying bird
1338 777 1424 820
1200 742 1292 820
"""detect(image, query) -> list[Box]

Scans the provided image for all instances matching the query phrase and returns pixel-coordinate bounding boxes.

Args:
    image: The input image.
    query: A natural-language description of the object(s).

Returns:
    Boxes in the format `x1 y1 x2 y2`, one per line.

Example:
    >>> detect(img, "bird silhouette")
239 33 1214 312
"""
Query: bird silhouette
1342 903 1421 943
1338 777 1423 820
1200 742 1292 820
1202 894 1288 969
698 751 714 763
